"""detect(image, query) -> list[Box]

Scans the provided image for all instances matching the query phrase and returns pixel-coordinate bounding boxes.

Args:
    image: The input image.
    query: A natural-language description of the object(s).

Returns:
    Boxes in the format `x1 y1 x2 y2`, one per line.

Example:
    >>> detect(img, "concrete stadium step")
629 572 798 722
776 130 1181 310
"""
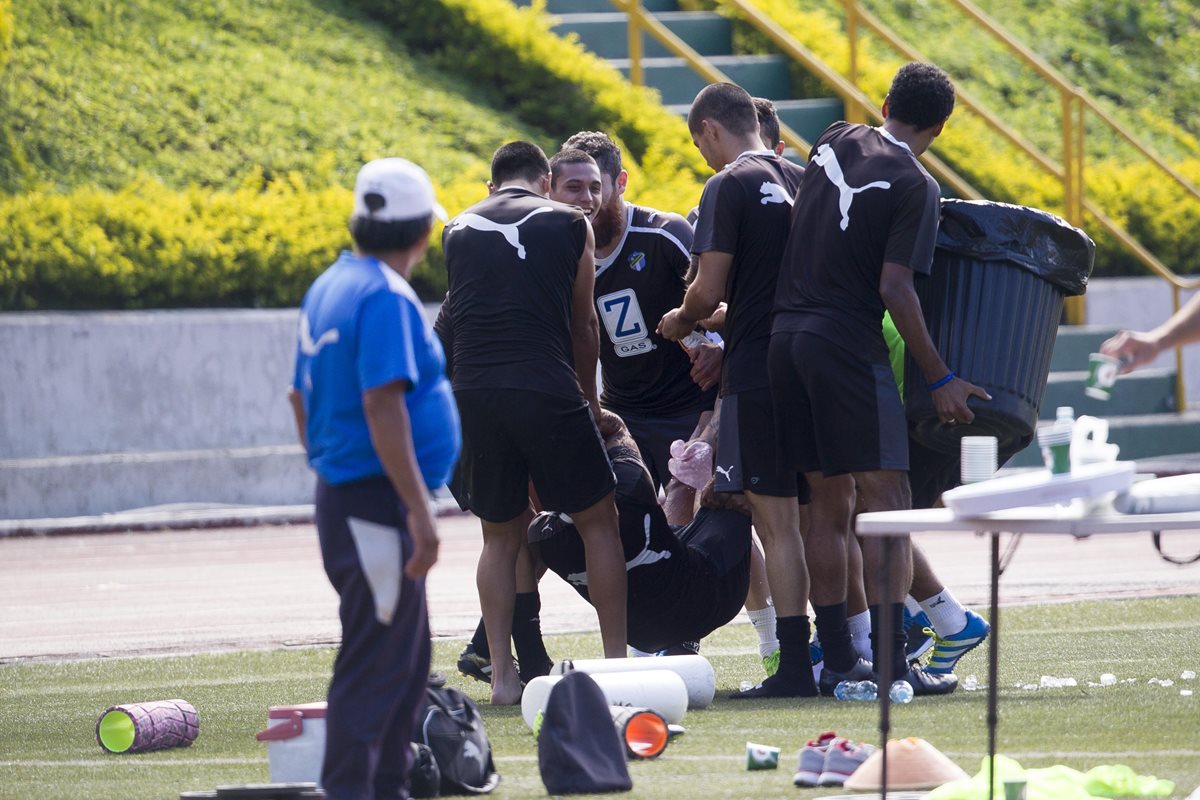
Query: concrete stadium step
550 11 731 59
772 98 844 148
1006 410 1200 467
1040 367 1176 418
611 54 791 105
1049 324 1120 372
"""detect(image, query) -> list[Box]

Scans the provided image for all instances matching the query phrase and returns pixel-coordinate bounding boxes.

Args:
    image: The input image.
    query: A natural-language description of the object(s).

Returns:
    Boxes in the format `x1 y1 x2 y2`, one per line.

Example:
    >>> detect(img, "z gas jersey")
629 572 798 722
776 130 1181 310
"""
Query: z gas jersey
595 204 716 417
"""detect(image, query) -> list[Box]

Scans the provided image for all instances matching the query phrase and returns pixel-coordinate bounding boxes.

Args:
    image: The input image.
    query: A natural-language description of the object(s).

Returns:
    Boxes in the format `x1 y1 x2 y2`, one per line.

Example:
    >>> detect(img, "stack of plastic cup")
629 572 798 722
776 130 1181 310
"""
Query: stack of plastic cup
960 436 999 484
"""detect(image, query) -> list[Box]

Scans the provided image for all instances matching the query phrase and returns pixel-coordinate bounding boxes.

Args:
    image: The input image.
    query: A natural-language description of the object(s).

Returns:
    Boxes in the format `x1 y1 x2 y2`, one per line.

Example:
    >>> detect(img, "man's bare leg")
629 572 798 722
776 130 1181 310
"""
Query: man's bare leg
478 509 532 705
853 470 914 680
801 471 863 678
732 492 817 697
568 491 627 658
743 536 778 663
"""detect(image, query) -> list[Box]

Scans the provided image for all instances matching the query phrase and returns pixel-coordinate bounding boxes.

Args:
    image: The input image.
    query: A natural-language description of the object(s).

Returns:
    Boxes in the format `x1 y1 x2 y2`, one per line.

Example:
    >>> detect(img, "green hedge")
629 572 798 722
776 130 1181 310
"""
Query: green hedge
0 174 498 310
0 0 712 310
347 0 709 215
0 0 11 72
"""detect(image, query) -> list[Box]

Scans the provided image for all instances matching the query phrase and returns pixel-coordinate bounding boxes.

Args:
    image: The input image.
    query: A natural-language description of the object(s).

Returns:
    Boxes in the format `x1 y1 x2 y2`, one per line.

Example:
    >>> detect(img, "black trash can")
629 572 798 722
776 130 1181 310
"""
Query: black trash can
905 199 1094 458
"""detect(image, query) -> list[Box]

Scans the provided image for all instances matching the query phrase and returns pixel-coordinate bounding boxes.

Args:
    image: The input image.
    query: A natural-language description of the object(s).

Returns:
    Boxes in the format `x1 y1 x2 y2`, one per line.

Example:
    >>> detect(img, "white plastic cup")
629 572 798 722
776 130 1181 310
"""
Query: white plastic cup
1037 427 1073 474
960 436 998 484
745 741 780 770
1085 352 1120 400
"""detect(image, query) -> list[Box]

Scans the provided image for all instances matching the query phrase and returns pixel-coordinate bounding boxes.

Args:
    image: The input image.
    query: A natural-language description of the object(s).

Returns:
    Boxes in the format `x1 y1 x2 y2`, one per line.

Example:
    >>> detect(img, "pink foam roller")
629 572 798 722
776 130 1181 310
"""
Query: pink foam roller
96 699 200 754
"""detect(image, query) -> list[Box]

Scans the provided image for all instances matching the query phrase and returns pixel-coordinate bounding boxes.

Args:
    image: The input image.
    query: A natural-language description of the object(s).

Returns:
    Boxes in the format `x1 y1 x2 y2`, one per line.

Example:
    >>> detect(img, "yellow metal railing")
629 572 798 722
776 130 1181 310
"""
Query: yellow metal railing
839 0 1200 409
611 0 1197 409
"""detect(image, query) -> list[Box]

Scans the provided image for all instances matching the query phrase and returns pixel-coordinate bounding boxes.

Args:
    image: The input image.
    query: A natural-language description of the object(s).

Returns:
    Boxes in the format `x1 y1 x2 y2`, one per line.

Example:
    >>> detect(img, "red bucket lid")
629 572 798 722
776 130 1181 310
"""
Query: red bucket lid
267 702 327 720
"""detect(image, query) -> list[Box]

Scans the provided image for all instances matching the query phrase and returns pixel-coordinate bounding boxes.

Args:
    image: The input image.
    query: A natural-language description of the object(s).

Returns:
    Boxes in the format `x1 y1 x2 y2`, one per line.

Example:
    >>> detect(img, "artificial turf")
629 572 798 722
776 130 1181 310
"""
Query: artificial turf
1 596 1197 799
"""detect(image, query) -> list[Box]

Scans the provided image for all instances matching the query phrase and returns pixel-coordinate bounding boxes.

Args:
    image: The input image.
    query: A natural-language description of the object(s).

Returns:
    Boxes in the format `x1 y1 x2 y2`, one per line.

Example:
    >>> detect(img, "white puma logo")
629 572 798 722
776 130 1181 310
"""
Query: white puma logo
446 206 554 259
462 739 485 767
759 181 794 206
566 513 670 585
298 314 339 356
715 465 734 482
811 143 891 231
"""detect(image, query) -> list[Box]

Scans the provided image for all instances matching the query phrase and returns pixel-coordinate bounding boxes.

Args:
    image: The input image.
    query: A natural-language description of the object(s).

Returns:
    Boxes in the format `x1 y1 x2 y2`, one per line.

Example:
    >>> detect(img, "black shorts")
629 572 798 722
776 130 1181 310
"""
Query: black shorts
714 389 810 500
769 331 908 476
632 509 752 653
450 389 616 522
619 408 706 492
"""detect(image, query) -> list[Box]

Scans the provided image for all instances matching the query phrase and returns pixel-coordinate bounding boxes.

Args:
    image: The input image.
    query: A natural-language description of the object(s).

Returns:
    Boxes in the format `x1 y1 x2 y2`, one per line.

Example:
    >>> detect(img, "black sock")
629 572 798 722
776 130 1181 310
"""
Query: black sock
868 602 907 681
812 602 857 673
774 615 817 692
513 592 552 682
470 619 489 660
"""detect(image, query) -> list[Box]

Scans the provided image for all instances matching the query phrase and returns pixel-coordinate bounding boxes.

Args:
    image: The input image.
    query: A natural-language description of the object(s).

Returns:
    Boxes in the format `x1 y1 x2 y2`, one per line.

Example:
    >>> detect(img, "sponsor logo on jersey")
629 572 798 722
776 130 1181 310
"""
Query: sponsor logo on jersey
597 288 656 358
627 251 646 272
811 144 891 231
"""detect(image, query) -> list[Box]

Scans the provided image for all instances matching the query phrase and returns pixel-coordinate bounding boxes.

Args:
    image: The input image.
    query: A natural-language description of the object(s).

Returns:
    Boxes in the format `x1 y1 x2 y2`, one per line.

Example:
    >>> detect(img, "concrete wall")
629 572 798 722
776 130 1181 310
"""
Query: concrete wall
0 280 1195 519
0 310 312 518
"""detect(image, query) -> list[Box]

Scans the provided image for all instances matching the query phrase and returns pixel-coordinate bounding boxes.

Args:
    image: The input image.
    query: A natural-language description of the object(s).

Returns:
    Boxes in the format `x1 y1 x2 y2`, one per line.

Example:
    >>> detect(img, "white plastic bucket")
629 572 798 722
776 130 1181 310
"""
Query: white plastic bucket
551 655 716 708
255 702 327 784
522 669 688 729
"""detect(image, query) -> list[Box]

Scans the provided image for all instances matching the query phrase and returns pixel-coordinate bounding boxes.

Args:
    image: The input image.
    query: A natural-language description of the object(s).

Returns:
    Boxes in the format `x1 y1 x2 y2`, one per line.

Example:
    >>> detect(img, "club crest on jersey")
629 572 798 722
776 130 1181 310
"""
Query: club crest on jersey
627 251 647 272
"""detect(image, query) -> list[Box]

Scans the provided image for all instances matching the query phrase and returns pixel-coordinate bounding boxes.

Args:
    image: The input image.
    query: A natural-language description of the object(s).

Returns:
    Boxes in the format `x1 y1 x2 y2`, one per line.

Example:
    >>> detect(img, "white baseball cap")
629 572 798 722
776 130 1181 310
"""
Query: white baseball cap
352 157 448 223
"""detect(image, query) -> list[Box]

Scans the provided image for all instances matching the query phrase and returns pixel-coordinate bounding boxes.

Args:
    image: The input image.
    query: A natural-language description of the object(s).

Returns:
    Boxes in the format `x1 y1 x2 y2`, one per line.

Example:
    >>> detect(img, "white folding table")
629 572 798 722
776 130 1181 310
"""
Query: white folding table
854 505 1200 800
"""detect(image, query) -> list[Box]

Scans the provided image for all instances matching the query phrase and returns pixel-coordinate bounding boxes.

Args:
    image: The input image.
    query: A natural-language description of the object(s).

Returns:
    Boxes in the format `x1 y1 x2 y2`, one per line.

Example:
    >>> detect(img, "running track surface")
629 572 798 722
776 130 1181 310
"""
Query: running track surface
3 514 1199 662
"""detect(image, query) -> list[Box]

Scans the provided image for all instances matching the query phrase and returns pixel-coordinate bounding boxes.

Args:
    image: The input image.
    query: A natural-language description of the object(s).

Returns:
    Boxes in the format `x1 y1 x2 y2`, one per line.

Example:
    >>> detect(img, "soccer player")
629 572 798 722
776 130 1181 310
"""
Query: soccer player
532 410 752 655
770 63 990 696
552 131 717 493
289 158 460 798
659 82 816 698
440 141 627 704
753 96 787 157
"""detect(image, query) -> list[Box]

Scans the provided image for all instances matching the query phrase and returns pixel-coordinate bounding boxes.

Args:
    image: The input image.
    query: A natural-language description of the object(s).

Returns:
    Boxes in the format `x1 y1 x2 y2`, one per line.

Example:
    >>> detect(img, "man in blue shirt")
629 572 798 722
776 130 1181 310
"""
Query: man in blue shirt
289 157 460 800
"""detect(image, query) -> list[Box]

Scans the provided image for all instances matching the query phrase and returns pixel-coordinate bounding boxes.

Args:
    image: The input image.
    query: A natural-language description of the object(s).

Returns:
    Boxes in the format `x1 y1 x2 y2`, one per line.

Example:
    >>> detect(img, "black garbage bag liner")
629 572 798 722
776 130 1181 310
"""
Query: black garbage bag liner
936 199 1094 297
906 200 1094 457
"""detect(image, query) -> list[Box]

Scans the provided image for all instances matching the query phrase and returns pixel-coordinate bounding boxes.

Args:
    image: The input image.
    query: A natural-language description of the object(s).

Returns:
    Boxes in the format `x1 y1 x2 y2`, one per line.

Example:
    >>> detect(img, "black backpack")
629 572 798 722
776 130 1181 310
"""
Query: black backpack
414 685 500 795
408 742 442 799
537 671 632 795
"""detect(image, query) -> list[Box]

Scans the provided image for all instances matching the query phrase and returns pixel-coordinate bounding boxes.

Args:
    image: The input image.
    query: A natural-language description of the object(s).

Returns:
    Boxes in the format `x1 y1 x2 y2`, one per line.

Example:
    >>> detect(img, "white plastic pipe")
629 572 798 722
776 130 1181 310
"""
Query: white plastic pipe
551 655 716 708
521 669 689 729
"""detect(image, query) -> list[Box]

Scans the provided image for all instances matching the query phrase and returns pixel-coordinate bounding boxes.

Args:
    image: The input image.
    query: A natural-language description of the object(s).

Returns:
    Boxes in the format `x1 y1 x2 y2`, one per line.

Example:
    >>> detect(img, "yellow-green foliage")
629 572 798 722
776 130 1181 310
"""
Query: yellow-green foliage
0 0 11 72
0 0 712 309
0 171 496 311
721 0 1200 277
348 0 708 216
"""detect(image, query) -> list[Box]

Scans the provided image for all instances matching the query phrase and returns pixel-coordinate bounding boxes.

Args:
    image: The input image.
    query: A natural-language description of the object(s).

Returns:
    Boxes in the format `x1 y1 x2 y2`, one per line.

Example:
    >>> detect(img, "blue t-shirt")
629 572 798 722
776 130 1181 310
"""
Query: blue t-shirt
293 251 461 488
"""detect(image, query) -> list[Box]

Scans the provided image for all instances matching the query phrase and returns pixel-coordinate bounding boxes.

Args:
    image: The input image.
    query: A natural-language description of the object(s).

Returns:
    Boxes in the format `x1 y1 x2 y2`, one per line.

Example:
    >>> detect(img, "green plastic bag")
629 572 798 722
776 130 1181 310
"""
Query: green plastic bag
929 755 1173 800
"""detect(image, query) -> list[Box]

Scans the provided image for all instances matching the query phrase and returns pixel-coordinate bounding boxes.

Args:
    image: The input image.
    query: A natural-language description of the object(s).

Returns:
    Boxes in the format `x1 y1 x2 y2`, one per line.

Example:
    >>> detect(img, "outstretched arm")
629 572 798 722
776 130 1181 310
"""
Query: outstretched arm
659 251 731 342
1101 292 1200 374
880 262 990 425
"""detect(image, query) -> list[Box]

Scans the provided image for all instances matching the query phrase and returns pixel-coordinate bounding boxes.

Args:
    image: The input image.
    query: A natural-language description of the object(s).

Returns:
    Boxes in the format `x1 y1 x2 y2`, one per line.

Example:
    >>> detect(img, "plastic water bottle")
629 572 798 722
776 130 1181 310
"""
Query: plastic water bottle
834 680 878 701
889 680 914 704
